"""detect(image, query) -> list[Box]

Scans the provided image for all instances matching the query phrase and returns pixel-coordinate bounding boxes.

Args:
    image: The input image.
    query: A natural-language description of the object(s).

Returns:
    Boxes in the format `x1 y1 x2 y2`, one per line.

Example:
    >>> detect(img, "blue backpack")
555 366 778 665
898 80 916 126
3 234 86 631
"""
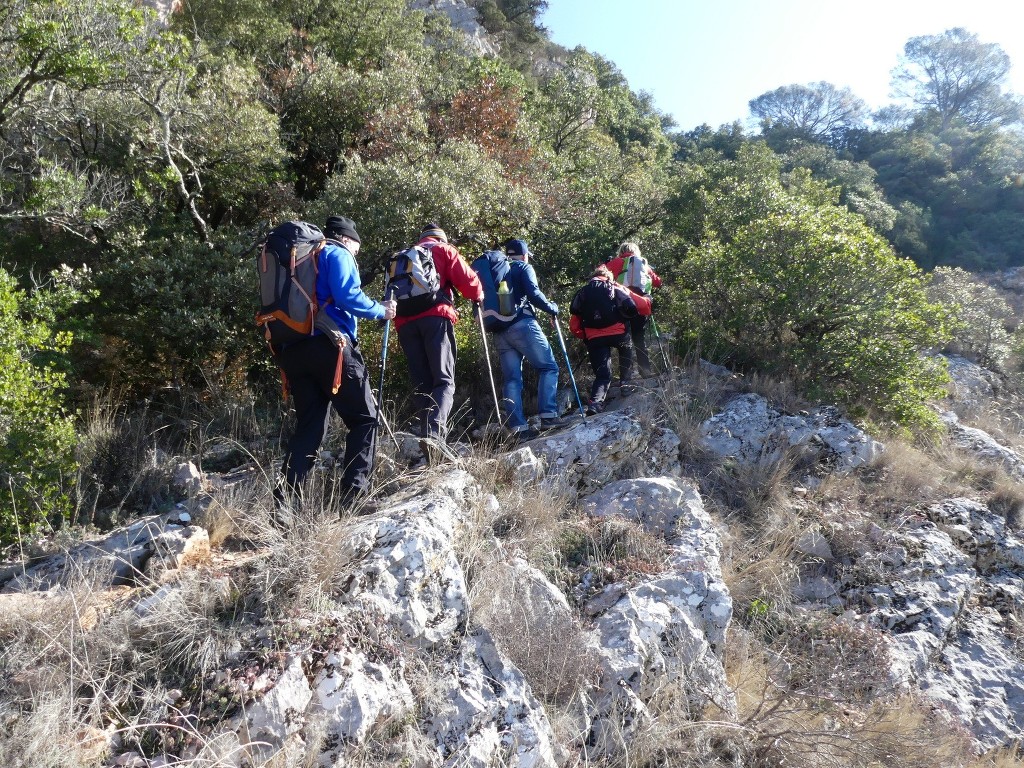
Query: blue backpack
471 250 521 332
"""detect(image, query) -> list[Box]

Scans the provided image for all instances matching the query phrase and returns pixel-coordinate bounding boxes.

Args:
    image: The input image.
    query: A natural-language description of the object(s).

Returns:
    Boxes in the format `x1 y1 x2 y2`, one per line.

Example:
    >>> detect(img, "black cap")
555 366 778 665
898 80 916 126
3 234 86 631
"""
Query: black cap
324 215 360 243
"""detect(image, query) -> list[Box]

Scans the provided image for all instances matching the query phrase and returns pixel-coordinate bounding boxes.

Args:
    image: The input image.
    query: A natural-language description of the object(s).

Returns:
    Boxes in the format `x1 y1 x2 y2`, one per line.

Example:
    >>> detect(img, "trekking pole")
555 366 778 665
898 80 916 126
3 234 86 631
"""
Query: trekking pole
369 285 400 472
650 316 672 373
376 284 395 410
552 315 587 421
475 302 504 424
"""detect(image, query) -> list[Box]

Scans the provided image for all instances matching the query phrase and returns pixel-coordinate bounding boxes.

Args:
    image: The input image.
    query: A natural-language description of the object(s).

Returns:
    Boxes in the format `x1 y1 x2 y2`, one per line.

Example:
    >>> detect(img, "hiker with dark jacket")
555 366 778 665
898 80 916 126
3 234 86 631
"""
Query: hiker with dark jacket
277 215 396 515
492 238 566 441
394 223 484 444
604 242 661 377
569 265 648 414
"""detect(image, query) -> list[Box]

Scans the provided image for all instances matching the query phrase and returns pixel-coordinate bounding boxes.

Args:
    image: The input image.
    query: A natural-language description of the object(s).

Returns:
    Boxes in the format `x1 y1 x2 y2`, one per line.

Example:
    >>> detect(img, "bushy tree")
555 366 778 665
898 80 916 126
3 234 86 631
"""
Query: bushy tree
750 81 867 145
892 28 1022 130
670 144 950 427
0 268 78 545
928 266 1013 369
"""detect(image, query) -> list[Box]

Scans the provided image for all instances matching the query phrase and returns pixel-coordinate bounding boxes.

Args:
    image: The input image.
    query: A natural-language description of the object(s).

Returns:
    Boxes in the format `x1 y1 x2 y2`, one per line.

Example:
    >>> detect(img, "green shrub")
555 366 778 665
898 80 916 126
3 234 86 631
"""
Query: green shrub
671 144 951 428
0 268 78 545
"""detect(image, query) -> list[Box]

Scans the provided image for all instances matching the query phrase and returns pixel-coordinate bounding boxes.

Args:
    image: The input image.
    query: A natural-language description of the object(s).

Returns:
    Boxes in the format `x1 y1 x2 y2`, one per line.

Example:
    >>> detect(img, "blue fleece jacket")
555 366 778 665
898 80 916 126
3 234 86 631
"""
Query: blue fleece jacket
316 242 386 340
508 260 558 318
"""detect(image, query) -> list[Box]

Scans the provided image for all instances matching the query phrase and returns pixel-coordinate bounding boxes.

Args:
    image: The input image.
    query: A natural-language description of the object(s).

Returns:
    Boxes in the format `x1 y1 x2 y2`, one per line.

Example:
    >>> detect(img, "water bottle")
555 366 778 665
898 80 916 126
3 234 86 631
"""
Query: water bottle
498 280 513 315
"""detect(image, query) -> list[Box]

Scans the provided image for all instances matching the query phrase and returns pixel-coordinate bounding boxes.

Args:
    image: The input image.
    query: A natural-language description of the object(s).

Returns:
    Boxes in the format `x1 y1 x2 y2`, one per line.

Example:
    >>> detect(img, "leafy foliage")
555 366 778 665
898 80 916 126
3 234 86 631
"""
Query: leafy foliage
0 268 78 545
671 144 950 427
928 266 1014 369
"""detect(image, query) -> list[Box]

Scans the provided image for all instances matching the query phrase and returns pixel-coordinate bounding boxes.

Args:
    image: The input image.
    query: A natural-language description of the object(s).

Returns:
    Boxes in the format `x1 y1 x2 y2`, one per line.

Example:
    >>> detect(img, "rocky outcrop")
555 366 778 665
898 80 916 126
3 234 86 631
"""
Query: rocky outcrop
578 477 735 755
941 410 1024 481
410 0 500 56
839 498 1024 752
11 372 1024 762
1 507 206 593
943 353 1000 409
700 393 884 473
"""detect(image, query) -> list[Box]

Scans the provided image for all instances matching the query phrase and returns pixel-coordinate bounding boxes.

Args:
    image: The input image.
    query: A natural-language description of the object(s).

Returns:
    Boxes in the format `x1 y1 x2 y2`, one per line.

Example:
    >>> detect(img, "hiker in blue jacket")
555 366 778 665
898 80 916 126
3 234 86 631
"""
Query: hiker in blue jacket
494 239 568 441
276 215 396 518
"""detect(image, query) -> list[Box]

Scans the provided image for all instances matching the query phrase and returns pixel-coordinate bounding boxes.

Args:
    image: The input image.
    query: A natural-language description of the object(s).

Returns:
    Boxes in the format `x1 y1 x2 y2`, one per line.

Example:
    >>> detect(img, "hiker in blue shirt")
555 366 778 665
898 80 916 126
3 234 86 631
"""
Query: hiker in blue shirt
276 215 396 518
494 239 568 441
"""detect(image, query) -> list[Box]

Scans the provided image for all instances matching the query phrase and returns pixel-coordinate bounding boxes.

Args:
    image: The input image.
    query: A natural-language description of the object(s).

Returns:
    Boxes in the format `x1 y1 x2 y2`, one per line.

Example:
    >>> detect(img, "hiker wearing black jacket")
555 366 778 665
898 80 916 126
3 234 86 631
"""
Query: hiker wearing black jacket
569 265 648 414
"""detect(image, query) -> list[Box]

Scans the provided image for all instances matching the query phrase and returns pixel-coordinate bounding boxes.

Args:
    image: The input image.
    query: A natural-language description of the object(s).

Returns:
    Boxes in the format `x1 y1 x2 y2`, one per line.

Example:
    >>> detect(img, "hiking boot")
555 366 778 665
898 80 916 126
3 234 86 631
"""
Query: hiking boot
271 487 296 531
585 399 605 416
338 486 377 518
512 427 541 444
539 416 570 431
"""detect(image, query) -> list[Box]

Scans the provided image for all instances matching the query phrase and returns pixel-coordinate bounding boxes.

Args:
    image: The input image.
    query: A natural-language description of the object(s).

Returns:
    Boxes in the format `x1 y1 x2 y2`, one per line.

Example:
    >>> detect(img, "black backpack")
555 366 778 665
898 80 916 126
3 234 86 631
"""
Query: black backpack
571 277 638 328
256 221 332 348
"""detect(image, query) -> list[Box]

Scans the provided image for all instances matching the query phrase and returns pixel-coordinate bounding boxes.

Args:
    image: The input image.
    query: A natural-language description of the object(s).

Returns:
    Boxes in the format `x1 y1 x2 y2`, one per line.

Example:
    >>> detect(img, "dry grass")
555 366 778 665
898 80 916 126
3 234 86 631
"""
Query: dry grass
75 396 170 530
470 559 599 706
722 628 978 768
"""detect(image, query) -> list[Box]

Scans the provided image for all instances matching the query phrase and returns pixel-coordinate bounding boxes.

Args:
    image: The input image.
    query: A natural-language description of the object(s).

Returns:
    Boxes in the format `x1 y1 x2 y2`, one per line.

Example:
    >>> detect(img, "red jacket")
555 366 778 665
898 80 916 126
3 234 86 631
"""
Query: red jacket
603 255 662 292
393 237 484 330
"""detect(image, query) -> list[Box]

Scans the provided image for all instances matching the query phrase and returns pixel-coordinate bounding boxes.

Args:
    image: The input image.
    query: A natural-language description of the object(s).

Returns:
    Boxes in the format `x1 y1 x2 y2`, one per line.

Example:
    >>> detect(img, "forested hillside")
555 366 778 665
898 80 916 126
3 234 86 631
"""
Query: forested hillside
1 0 1022 541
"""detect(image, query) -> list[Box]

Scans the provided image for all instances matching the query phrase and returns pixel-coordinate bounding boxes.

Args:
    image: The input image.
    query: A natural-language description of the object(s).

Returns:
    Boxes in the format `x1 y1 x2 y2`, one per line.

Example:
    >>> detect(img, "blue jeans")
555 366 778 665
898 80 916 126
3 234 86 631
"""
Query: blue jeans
494 317 559 430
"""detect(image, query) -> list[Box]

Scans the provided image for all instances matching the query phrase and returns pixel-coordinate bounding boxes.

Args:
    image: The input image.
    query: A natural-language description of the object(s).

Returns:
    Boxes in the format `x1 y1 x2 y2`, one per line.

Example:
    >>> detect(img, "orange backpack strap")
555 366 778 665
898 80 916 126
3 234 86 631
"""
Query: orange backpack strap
331 336 347 395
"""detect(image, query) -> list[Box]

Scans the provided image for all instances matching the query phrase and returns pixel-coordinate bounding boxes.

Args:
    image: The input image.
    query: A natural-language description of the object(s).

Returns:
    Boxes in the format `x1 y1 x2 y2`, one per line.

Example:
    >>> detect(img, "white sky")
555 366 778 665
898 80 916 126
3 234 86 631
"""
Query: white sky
540 0 1024 131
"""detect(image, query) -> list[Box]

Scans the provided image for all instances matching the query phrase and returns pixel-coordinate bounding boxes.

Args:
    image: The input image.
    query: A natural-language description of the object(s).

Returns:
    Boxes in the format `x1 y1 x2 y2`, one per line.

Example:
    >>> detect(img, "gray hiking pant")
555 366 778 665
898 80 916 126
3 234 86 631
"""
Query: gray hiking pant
398 315 457 439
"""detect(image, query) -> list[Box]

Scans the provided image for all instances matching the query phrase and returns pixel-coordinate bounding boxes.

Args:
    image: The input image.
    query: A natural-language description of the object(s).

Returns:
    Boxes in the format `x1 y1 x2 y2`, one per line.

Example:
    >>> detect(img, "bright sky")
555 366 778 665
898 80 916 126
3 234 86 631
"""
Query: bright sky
540 0 1024 131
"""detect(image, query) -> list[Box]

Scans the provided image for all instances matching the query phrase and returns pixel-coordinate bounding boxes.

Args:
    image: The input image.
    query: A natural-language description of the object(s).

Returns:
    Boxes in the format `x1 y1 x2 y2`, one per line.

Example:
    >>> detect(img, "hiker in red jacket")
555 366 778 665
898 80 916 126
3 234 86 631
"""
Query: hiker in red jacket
394 223 484 446
604 242 662 377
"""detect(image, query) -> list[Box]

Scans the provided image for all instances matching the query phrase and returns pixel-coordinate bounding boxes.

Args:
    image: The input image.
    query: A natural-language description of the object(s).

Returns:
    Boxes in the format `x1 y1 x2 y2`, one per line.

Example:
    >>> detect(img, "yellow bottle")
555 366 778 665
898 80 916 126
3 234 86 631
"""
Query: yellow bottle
497 280 513 315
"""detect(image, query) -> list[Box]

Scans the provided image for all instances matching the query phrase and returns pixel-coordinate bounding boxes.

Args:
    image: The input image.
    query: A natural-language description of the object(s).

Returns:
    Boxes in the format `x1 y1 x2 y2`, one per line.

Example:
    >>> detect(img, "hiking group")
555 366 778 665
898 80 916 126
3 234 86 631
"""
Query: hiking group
256 217 664 517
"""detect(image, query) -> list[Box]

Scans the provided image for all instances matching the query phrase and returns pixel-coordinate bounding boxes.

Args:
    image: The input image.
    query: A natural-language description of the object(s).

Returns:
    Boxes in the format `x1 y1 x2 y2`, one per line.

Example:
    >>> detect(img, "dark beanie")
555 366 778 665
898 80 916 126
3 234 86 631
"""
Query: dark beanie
420 222 447 242
324 215 360 243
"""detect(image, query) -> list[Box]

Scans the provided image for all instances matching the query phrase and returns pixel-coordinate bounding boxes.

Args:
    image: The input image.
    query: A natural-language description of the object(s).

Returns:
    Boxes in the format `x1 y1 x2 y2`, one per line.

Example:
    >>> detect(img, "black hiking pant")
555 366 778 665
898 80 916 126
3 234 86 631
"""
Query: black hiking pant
278 334 377 497
629 314 653 377
585 331 633 405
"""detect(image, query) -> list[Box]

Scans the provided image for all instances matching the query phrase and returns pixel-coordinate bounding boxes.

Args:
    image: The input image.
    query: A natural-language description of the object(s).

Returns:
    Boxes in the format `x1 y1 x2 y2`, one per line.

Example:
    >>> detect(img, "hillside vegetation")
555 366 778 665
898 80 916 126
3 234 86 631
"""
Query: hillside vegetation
3 2 1024 766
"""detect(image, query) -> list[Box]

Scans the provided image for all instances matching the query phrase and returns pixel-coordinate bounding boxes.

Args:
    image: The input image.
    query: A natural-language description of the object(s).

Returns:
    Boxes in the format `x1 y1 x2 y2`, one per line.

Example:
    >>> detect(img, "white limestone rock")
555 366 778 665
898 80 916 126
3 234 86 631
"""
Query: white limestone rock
410 0 500 56
314 649 414 759
171 461 203 496
500 446 547 485
940 411 1024 482
235 656 313 763
143 525 211 581
942 353 999 408
582 477 732 652
2 513 208 592
337 491 468 647
425 629 557 768
843 501 1024 751
530 411 646 494
700 393 883 473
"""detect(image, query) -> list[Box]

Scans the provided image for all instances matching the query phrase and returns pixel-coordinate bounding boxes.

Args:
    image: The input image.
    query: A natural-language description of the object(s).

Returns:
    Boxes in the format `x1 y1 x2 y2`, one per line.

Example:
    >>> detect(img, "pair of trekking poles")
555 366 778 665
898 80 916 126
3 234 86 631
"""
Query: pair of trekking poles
474 304 589 424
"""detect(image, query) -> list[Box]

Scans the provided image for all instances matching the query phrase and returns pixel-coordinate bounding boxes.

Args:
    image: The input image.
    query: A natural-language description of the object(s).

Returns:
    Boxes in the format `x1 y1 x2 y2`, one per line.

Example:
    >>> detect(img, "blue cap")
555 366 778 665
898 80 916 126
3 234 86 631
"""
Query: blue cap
505 238 531 259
